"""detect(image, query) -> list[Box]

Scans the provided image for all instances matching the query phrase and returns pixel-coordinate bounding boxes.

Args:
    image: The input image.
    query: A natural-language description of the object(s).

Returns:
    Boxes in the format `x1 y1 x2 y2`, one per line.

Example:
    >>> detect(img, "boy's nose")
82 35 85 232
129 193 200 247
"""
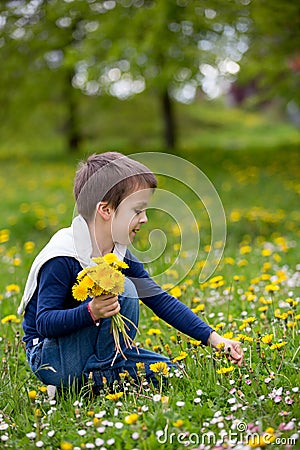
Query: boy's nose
139 211 148 224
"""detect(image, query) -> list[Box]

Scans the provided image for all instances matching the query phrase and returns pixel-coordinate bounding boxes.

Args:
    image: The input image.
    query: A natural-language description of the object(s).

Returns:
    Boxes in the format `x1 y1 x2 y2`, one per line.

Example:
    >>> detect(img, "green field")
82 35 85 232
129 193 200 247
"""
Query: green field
0 107 299 449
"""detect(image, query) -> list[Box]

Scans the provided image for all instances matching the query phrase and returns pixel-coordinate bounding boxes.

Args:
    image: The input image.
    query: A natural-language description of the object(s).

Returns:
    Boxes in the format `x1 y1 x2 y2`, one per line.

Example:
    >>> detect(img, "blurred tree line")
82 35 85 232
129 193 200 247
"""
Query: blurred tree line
0 0 299 152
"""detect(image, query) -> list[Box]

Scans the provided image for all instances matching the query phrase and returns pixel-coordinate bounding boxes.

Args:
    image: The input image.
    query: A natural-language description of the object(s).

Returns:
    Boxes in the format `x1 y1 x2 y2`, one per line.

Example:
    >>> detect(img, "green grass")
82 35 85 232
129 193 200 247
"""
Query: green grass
0 146 299 449
1 93 300 157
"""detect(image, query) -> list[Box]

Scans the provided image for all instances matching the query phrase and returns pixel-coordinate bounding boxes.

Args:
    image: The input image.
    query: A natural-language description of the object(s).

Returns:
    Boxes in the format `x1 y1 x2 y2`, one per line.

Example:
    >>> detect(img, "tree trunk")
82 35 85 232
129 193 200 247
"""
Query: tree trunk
161 89 176 150
64 69 81 152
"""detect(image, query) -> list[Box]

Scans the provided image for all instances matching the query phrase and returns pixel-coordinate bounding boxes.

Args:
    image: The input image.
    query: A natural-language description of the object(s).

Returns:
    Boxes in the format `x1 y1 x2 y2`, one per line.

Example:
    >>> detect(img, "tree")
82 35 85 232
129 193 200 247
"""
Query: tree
83 0 248 150
235 0 300 114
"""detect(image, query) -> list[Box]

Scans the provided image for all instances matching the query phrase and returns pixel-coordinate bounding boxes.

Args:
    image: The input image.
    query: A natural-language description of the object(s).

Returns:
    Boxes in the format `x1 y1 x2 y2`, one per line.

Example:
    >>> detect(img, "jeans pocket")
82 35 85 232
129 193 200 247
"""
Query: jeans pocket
27 342 43 374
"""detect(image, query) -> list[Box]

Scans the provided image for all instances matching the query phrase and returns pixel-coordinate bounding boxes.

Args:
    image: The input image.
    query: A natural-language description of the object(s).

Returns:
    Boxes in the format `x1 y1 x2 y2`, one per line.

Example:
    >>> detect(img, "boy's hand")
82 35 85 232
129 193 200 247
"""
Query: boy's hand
89 294 120 320
207 331 244 367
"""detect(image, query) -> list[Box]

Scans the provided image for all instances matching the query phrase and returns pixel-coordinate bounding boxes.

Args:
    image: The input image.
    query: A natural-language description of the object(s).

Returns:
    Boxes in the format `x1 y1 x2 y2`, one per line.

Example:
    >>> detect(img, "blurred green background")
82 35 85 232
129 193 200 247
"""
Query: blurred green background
0 0 299 159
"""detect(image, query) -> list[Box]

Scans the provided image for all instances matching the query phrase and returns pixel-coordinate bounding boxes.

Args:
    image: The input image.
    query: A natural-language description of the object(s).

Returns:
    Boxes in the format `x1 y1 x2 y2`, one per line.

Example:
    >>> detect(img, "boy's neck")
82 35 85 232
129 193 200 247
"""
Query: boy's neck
87 217 114 257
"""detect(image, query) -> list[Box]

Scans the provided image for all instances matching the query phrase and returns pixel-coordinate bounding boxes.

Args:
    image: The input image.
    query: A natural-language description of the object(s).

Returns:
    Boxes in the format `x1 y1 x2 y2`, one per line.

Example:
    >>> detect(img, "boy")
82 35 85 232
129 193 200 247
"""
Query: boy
19 152 243 391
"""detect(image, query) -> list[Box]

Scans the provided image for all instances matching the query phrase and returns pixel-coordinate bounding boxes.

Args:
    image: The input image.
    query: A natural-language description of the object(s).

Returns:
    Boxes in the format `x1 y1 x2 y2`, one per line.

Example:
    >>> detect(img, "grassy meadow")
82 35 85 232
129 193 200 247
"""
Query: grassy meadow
0 111 300 449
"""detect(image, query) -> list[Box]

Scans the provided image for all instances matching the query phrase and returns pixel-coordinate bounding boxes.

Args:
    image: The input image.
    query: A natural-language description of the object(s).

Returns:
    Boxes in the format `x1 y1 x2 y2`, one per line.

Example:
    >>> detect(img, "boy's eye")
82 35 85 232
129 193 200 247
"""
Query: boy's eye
135 210 142 215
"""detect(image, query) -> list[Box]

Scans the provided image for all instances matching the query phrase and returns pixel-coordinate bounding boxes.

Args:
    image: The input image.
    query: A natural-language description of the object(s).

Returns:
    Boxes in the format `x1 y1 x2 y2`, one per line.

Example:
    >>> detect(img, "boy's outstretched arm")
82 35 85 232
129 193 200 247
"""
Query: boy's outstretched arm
207 331 244 367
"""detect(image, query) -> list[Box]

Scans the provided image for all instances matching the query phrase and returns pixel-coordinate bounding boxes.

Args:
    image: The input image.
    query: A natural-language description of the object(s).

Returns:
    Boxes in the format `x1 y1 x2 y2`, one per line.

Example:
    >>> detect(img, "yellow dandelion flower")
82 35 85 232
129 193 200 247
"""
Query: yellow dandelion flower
261 248 272 257
275 309 288 320
270 342 287 350
214 322 226 332
265 284 279 293
223 331 234 339
72 283 88 301
60 442 73 450
225 257 235 265
0 229 9 243
240 245 251 255
261 334 273 344
80 275 95 289
124 413 139 424
102 253 119 264
173 419 184 427
28 390 37 401
170 286 181 298
190 340 201 347
242 317 256 324
105 392 124 401
191 304 205 313
150 361 169 376
237 334 253 342
24 241 35 254
1 314 20 324
92 284 104 296
136 362 145 370
38 386 48 393
172 351 188 362
147 328 162 336
6 284 20 293
216 366 235 375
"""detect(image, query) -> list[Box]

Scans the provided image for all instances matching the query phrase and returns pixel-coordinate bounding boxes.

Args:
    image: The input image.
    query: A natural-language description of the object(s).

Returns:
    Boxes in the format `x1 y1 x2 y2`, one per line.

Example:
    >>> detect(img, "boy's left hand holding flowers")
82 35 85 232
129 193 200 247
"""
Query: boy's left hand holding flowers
208 331 244 367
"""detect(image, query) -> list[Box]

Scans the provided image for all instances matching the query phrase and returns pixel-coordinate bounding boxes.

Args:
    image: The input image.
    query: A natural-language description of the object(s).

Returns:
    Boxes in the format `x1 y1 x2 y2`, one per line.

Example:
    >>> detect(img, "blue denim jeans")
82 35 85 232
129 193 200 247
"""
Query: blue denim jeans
26 278 173 388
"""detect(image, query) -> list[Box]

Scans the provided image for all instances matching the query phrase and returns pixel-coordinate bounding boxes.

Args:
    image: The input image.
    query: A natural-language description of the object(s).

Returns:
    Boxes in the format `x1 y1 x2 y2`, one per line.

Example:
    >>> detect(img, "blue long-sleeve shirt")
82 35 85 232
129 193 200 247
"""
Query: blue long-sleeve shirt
22 250 213 349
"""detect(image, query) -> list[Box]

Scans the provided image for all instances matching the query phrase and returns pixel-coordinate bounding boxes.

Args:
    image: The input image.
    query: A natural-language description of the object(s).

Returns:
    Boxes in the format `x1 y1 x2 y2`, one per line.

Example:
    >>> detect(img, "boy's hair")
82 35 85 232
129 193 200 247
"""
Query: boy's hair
74 152 157 221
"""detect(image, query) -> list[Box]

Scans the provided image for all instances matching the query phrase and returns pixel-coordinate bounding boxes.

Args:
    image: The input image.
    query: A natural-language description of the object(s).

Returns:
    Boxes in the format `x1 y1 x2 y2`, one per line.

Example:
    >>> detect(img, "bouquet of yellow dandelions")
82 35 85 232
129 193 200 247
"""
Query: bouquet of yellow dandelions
72 253 139 365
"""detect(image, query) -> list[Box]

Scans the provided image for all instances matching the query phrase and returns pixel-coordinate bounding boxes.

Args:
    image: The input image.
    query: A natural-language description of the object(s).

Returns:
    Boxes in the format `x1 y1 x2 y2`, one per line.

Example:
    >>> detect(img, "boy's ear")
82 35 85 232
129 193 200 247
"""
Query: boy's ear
96 202 113 221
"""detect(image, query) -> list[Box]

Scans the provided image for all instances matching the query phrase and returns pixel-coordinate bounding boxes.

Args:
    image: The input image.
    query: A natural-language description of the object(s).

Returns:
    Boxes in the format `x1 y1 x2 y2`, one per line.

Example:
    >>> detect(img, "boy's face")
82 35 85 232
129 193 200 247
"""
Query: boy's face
111 188 152 245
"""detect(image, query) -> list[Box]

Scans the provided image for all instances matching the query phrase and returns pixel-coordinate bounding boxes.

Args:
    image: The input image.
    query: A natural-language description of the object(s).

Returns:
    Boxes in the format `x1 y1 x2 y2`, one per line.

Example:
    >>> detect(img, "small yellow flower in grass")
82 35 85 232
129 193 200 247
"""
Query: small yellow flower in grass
124 413 139 424
60 442 73 450
1 314 20 324
270 342 287 350
216 342 225 350
150 362 169 376
223 331 234 339
265 284 279 293
38 386 48 393
161 396 169 404
6 284 20 294
242 317 256 324
147 328 162 336
237 334 254 343
0 229 9 243
136 362 145 371
170 286 181 298
190 340 201 347
240 245 251 255
216 366 235 375
191 304 205 313
173 419 184 427
274 309 288 320
24 241 35 253
214 322 226 332
261 248 272 257
28 390 37 401
261 334 273 345
172 351 188 363
105 392 124 401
